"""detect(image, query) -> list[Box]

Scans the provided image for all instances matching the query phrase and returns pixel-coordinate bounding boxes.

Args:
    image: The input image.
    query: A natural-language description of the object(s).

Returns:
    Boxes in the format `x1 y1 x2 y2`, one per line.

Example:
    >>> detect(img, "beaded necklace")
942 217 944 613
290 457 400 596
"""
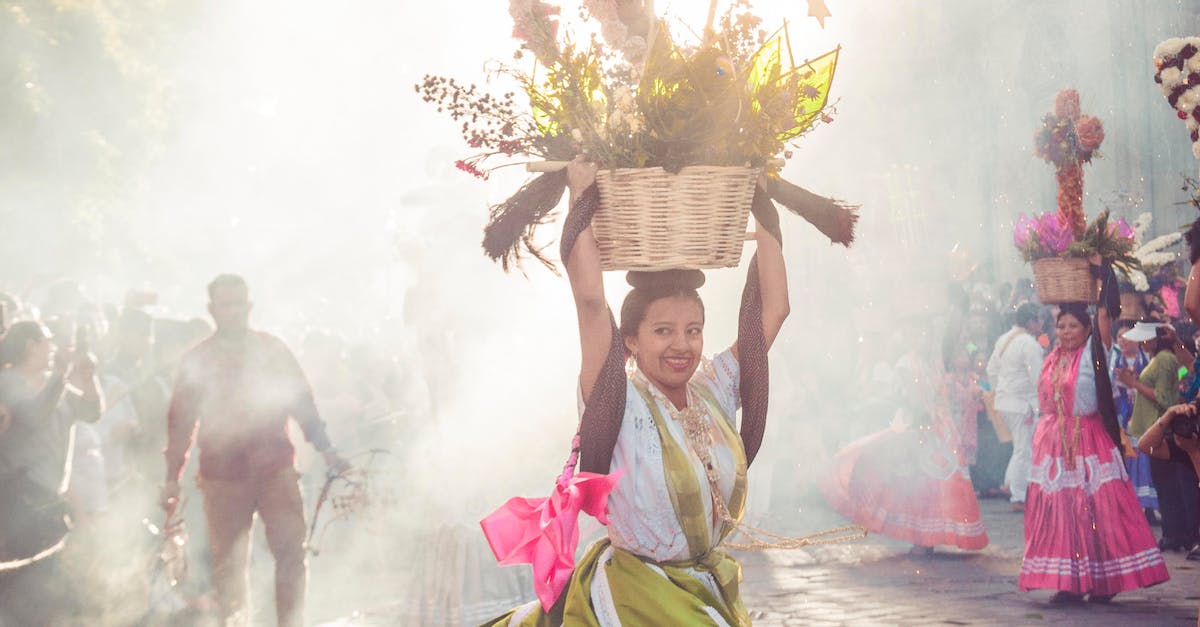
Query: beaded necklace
631 366 865 551
1051 345 1083 469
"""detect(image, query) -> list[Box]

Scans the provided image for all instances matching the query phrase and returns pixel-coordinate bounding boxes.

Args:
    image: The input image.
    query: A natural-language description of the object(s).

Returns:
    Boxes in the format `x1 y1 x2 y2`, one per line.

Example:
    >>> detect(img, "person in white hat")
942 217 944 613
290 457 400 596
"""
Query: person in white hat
1120 321 1161 343
1109 319 1157 521
1119 323 1198 554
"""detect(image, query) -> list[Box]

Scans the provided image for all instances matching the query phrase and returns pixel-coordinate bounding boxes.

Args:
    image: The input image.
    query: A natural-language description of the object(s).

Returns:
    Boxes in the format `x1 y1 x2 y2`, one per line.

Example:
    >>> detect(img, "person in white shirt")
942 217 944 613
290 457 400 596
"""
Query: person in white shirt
986 303 1045 510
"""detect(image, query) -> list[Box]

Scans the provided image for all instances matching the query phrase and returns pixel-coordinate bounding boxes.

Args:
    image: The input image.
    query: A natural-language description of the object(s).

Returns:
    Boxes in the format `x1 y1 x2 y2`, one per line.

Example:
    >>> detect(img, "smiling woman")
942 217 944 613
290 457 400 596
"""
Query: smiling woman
1018 302 1170 602
482 154 792 625
619 269 708 408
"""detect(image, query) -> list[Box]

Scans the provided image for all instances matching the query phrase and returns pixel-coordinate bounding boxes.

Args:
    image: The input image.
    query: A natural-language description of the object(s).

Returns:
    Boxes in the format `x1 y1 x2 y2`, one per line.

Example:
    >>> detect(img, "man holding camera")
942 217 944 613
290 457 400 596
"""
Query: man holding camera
1138 402 1200 560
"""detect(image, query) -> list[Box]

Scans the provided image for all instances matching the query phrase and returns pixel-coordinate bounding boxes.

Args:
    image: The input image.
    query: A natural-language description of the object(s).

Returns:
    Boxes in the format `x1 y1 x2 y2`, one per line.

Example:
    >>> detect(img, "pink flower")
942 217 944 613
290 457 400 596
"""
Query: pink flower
532 0 560 17
1013 212 1038 248
1076 115 1105 152
582 0 618 21
1036 212 1074 254
510 0 562 63
1113 216 1134 241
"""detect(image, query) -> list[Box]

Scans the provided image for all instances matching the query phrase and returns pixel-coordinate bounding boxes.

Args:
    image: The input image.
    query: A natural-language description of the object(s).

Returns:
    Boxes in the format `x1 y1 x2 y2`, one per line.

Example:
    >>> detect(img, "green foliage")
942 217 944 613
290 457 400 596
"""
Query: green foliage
419 1 839 175
1067 209 1140 272
0 0 181 271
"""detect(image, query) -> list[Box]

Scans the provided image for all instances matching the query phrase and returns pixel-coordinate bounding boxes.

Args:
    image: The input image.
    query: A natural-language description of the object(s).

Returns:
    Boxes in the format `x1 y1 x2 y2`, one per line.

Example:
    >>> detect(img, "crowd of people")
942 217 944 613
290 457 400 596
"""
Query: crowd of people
0 276 419 625
820 253 1200 604
5 246 1200 623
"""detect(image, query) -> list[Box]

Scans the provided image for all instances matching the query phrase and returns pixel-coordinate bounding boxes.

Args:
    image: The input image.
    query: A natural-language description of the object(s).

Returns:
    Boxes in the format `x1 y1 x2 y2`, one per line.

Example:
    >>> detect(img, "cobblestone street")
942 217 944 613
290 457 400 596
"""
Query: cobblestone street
740 498 1200 625
328 495 1200 626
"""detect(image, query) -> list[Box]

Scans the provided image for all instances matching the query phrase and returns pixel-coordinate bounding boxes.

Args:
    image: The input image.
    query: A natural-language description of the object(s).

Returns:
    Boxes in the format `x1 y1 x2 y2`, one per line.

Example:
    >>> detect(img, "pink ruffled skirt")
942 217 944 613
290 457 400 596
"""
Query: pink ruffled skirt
1018 412 1169 594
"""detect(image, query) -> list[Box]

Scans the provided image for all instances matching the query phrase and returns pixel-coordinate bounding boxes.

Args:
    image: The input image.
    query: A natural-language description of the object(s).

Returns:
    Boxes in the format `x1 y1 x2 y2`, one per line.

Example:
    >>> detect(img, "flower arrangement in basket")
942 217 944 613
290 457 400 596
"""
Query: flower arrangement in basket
1153 37 1200 177
417 0 857 272
1107 211 1182 319
1013 89 1138 304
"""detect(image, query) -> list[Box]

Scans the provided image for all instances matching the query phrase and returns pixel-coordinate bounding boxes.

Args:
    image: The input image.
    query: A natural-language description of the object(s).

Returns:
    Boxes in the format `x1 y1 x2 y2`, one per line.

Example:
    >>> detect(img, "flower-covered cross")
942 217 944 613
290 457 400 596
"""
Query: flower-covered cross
1034 89 1105 237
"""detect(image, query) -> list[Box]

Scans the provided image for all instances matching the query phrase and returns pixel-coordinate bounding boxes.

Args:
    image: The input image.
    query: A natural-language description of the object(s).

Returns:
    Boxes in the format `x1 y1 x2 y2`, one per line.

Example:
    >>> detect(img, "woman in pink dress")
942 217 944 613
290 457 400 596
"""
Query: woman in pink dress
820 342 988 553
1018 302 1169 602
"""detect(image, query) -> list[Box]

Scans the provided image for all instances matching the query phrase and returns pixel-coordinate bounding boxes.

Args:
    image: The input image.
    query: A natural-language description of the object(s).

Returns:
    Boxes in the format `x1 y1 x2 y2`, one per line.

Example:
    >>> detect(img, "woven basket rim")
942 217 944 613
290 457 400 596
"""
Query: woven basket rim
1031 257 1098 304
597 164 761 173
1031 256 1090 264
590 166 759 272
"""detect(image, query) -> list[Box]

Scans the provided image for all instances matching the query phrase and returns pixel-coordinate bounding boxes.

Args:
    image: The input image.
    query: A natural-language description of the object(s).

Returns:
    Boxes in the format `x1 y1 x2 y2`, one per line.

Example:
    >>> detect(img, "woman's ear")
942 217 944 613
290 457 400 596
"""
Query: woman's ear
623 335 637 356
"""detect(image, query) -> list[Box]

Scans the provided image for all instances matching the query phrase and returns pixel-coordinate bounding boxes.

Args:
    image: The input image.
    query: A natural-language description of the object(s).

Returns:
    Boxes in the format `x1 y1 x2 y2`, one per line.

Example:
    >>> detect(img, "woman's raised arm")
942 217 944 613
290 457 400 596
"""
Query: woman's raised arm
752 218 790 352
731 196 790 361
563 157 612 403
1186 259 1200 326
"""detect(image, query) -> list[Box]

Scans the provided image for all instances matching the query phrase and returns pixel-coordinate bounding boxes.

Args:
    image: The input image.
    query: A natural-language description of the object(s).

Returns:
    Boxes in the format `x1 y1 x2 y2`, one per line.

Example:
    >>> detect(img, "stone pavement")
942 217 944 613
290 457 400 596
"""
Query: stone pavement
315 496 1199 625
739 498 1200 625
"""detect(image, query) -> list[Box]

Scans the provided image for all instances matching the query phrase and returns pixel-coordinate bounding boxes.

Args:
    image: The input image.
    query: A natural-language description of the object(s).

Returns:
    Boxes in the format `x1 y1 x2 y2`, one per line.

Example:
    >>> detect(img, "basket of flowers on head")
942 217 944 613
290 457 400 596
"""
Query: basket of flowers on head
1014 89 1138 304
418 0 858 273
1017 211 1138 305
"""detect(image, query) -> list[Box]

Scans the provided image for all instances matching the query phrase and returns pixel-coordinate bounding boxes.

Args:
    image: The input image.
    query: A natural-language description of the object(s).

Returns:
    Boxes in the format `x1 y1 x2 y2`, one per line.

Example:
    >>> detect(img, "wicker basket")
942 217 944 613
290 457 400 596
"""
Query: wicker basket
1032 257 1098 304
1118 292 1145 321
592 166 760 271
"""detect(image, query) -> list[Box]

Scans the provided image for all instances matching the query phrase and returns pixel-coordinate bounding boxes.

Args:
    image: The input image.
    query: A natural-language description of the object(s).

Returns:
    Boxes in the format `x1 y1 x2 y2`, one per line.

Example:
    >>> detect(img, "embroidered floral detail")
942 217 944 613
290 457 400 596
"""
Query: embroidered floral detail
1020 548 1165 579
1028 453 1128 495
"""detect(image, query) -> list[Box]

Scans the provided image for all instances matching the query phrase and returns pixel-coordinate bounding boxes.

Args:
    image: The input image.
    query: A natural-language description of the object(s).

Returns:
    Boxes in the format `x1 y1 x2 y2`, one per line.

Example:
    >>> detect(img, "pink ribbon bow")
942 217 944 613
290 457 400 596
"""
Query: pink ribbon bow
480 466 623 611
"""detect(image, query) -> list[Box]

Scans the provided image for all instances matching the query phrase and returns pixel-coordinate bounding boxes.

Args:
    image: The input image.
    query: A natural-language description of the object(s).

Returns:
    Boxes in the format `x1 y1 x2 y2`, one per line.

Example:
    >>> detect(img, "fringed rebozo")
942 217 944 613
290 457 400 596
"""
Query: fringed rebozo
764 175 858 247
481 170 568 273
561 185 626 475
737 186 782 467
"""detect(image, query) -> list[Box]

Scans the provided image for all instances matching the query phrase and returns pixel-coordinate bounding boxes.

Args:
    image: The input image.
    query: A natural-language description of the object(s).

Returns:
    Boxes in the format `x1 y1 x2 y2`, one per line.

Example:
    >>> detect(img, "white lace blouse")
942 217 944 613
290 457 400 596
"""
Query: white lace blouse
578 349 742 562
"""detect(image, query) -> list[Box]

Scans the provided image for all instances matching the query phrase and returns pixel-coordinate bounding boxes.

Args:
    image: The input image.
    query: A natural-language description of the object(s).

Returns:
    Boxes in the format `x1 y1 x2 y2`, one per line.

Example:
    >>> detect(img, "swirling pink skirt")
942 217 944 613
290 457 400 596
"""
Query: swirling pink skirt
1018 412 1169 594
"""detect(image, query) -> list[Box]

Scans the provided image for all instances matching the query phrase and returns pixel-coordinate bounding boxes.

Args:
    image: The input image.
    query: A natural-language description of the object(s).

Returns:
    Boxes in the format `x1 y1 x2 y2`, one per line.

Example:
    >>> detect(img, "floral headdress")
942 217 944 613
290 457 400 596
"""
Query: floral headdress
418 0 857 272
1153 37 1200 177
1013 89 1138 272
1154 39 1200 266
1113 212 1182 292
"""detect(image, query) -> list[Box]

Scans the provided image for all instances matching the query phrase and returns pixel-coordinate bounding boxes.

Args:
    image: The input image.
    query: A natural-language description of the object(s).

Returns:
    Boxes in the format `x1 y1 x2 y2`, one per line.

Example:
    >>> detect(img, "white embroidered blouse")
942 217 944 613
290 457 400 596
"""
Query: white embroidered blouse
578 349 742 562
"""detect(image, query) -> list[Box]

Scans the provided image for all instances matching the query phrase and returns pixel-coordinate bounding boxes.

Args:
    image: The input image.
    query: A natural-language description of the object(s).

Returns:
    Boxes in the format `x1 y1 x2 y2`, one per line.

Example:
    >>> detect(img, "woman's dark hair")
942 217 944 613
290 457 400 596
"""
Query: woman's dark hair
1056 303 1093 330
1149 325 1175 355
618 270 706 340
1014 302 1041 328
1186 218 1200 265
0 320 50 368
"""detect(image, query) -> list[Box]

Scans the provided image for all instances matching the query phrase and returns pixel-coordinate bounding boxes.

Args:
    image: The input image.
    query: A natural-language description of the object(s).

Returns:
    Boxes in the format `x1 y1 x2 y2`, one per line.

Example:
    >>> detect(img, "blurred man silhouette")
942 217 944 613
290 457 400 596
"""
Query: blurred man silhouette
986 303 1045 511
162 274 346 627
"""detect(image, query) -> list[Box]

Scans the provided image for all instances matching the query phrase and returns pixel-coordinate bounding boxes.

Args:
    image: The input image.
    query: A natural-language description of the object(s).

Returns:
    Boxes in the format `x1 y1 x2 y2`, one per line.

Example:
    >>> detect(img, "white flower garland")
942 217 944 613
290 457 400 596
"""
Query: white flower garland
1115 211 1182 292
1154 37 1200 164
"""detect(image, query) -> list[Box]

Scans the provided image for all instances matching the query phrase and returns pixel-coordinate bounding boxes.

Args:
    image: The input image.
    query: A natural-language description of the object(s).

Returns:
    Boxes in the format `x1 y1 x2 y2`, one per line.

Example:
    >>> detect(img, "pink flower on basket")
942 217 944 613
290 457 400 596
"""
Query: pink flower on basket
1037 212 1074 254
480 468 624 611
1013 212 1038 248
1110 216 1135 241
